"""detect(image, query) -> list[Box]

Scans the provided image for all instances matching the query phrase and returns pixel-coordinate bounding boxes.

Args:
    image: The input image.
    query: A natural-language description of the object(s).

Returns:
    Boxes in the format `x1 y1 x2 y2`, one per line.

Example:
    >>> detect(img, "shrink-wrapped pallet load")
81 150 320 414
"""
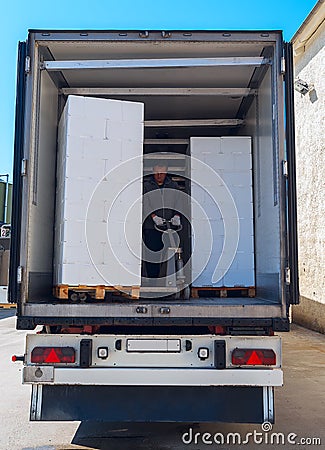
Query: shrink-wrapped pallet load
54 95 144 287
190 137 255 287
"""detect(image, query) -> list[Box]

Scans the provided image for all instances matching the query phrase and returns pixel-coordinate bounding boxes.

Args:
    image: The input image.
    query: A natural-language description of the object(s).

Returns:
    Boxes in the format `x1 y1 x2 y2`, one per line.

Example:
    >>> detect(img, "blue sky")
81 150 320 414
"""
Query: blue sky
0 0 317 181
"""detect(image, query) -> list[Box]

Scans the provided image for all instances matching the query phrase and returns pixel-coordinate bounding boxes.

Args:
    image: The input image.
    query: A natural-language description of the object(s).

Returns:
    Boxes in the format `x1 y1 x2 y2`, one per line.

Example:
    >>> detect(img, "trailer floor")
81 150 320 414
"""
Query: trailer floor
137 297 279 305
29 296 279 305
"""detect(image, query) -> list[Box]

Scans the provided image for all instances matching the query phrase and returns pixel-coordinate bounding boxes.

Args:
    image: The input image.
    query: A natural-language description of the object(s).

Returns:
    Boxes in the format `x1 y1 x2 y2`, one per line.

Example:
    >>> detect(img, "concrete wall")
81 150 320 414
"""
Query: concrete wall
293 21 325 333
0 250 10 286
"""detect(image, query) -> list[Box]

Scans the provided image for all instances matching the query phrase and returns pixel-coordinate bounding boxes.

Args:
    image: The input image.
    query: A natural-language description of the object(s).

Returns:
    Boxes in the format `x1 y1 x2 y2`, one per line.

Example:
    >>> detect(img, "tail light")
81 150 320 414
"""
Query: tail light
31 347 75 364
232 348 276 366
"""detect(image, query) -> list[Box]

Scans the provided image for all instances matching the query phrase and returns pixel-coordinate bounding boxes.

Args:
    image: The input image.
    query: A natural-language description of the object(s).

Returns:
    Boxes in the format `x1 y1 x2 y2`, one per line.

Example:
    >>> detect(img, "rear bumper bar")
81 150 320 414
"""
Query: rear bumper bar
24 366 283 386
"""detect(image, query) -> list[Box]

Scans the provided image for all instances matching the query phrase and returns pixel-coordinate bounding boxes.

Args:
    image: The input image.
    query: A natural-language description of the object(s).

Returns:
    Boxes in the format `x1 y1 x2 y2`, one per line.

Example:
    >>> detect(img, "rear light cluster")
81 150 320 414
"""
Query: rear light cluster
232 348 276 366
31 347 75 364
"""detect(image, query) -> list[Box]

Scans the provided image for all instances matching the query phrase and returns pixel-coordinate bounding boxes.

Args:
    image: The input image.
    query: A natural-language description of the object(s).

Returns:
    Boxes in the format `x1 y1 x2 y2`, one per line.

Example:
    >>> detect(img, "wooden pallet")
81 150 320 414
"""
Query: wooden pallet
191 286 256 299
54 285 140 300
0 303 17 309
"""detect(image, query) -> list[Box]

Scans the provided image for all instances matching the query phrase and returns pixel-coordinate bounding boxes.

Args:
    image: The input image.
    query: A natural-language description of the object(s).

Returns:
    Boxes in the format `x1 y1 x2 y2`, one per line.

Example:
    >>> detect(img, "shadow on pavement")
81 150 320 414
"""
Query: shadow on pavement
72 421 196 450
0 309 16 320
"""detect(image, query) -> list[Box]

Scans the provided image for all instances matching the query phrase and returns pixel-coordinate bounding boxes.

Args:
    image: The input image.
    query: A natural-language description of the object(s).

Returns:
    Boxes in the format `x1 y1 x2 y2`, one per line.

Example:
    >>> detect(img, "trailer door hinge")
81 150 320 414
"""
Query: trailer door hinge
281 56 286 75
17 266 23 284
285 267 291 285
139 31 149 38
21 159 28 176
282 160 288 178
25 56 31 74
161 31 172 38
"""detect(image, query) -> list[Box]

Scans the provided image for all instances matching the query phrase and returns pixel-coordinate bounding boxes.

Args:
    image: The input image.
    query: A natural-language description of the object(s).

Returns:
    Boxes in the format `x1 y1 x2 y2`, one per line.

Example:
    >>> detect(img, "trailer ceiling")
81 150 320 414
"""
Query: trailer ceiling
39 39 274 120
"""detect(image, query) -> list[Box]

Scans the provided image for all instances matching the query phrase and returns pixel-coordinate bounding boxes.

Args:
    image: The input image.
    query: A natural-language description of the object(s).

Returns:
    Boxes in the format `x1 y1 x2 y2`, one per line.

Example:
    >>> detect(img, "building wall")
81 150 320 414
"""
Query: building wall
293 22 325 333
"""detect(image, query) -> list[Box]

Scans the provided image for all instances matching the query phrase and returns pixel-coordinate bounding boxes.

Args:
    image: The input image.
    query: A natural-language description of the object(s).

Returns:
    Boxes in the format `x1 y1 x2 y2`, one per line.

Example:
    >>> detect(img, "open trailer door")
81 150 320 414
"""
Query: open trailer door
284 42 300 306
9 41 27 306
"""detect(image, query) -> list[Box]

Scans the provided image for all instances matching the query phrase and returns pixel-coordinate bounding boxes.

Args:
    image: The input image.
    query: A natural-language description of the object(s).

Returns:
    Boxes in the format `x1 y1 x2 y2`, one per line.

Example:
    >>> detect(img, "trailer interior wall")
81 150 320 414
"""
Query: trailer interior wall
27 70 58 300
21 33 284 308
243 69 281 302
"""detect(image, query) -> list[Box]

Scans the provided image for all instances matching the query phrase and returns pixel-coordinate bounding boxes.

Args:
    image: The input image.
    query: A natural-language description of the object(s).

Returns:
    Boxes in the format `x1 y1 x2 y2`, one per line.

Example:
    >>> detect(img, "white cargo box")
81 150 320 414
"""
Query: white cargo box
191 137 255 287
54 96 144 287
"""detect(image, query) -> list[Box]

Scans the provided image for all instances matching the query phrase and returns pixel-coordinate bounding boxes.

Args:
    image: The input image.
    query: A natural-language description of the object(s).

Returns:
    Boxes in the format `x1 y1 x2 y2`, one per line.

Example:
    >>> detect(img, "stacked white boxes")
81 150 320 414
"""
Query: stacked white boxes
190 137 255 287
54 95 144 287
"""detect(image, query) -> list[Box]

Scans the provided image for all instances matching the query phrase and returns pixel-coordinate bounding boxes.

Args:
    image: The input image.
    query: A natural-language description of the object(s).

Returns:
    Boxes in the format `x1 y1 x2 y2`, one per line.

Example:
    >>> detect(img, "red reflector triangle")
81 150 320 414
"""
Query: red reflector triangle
247 350 262 365
45 348 61 363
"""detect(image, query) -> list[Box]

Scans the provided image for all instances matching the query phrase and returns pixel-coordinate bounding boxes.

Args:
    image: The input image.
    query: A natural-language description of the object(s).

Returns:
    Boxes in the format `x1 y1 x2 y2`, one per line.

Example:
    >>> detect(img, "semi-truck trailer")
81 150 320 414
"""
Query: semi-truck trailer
10 29 298 423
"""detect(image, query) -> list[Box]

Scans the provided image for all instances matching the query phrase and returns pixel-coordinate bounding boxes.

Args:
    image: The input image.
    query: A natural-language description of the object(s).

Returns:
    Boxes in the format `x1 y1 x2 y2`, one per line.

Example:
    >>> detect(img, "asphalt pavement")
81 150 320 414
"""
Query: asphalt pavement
0 310 324 450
